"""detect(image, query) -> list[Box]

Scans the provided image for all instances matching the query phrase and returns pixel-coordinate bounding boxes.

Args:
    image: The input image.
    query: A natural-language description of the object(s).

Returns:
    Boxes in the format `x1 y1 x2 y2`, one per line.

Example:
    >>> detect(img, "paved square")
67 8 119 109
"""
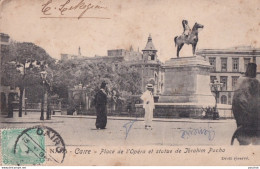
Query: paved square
0 116 237 146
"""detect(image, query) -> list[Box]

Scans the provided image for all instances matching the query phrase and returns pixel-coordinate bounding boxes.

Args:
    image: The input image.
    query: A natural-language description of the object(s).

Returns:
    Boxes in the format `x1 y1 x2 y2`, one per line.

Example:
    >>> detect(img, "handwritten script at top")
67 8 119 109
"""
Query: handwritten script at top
42 0 108 19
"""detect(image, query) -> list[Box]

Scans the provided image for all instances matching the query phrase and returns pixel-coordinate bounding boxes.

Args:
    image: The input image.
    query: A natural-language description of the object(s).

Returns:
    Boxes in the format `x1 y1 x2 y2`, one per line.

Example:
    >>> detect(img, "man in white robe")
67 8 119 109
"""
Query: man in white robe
140 84 155 129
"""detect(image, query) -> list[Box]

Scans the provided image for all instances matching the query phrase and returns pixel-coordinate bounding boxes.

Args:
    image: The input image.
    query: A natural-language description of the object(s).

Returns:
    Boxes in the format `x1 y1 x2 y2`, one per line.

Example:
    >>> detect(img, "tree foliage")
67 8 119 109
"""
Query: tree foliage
1 41 55 116
2 40 142 113
52 59 142 104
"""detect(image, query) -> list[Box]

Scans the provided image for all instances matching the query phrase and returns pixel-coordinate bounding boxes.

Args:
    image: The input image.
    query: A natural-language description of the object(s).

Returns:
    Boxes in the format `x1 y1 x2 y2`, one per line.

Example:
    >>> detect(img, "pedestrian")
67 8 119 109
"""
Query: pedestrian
140 84 155 129
94 81 108 129
232 63 260 145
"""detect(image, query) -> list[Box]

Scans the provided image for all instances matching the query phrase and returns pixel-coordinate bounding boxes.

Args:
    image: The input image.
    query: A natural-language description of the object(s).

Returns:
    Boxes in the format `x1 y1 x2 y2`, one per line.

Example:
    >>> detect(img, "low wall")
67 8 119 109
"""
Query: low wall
136 103 204 118
135 103 233 119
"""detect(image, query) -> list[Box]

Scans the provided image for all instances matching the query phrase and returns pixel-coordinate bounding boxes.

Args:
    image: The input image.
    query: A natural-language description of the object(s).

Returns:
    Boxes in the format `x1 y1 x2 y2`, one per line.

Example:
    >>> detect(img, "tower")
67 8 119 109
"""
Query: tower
78 46 81 56
142 34 158 62
139 34 162 94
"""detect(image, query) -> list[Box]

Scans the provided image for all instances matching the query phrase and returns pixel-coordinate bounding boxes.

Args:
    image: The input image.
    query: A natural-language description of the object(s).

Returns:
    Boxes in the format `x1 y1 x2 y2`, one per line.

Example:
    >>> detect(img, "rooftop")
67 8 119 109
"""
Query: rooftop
143 34 157 51
196 46 260 56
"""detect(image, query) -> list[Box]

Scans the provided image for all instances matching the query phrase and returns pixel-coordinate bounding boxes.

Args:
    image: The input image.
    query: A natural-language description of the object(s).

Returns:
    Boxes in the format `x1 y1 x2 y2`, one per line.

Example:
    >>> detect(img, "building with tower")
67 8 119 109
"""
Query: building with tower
60 34 164 95
127 34 164 95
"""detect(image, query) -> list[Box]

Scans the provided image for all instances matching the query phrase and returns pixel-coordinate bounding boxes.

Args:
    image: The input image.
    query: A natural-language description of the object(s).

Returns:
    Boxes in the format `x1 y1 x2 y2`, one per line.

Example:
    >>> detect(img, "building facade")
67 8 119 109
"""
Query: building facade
108 46 142 61
196 46 260 105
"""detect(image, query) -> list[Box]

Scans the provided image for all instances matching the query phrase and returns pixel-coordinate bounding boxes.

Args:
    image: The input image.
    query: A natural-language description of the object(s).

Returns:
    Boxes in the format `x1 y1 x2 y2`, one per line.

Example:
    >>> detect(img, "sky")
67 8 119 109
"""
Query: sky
1 0 260 62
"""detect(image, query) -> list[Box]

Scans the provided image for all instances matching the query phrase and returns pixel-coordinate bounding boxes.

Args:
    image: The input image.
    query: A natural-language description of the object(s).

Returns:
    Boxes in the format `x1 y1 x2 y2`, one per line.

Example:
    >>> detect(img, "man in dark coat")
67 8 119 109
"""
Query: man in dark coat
232 63 260 145
94 81 108 129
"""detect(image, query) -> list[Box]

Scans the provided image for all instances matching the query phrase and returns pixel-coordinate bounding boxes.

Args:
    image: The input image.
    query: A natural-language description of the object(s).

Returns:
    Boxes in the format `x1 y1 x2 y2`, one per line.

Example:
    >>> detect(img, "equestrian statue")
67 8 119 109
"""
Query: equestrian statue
174 20 204 58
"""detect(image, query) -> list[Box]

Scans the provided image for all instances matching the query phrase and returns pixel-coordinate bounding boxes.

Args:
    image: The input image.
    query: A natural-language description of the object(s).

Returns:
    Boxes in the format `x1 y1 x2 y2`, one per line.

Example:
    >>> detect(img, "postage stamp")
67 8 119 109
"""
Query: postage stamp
1 128 45 165
1 125 66 165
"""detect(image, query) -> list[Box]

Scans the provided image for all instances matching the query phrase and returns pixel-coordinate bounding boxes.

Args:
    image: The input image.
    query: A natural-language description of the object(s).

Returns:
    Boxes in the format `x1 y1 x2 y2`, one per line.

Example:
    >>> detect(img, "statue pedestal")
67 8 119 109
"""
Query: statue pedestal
145 55 215 118
160 55 215 106
135 55 216 118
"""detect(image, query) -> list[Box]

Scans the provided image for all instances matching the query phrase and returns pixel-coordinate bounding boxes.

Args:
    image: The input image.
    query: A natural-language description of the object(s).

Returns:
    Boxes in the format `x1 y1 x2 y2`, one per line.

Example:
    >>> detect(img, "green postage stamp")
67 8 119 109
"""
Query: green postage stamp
1 128 45 165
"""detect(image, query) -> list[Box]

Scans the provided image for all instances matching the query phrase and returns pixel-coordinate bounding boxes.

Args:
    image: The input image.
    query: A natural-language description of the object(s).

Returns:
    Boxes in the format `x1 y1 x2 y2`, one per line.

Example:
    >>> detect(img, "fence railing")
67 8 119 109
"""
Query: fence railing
26 103 61 110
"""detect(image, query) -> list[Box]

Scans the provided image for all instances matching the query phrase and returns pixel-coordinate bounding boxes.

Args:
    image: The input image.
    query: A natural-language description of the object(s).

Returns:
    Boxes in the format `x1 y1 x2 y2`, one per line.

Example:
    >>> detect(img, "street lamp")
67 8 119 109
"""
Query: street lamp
40 71 47 120
209 79 223 120
24 98 27 115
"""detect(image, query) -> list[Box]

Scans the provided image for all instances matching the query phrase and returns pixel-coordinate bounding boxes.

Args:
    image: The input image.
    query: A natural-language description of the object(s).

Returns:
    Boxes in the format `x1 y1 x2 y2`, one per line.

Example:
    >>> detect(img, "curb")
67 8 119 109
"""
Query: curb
0 118 64 124
52 115 235 123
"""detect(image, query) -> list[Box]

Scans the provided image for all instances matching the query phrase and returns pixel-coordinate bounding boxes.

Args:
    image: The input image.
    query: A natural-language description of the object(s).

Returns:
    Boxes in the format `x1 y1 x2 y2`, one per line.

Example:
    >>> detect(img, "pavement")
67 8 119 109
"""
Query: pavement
0 114 233 124
0 115 64 123
0 114 237 146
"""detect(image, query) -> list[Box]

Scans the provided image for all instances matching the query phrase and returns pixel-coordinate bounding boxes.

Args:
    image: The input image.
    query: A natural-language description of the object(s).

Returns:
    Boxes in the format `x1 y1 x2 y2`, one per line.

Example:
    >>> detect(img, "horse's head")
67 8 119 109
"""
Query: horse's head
194 22 204 29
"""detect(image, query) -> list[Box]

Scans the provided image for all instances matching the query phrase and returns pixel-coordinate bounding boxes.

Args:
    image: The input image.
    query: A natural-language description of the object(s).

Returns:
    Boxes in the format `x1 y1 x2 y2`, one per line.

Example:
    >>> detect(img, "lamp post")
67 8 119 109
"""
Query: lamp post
40 71 47 120
46 92 51 120
24 98 27 115
209 80 223 120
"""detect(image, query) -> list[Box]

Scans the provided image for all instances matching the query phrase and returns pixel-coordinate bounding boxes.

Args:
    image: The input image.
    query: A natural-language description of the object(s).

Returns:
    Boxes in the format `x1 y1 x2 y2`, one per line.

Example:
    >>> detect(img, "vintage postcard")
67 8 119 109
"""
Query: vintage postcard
0 0 260 166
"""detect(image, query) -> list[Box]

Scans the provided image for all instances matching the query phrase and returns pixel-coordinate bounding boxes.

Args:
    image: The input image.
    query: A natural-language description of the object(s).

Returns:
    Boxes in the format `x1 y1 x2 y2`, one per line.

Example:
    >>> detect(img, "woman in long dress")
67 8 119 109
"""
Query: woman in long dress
94 81 108 129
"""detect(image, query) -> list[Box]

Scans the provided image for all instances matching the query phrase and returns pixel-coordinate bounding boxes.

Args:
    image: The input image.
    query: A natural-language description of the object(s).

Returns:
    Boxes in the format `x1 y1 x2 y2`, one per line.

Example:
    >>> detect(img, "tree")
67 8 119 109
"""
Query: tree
52 59 142 108
2 41 55 117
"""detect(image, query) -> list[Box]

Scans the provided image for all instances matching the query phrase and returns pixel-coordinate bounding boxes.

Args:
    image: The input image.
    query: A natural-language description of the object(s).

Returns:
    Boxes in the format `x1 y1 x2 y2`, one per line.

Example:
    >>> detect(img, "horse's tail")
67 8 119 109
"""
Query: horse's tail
174 36 178 47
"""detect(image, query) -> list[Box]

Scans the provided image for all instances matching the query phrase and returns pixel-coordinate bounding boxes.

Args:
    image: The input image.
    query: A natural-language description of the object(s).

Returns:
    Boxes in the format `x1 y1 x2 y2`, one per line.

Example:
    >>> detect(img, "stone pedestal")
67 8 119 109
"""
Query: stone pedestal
159 55 215 106
135 55 216 118
135 55 215 118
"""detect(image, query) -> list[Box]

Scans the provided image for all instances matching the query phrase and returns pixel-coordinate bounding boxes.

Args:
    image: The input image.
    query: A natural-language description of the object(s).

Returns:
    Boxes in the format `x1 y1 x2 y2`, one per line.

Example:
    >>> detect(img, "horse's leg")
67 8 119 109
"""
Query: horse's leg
177 43 184 58
176 44 180 58
192 43 197 56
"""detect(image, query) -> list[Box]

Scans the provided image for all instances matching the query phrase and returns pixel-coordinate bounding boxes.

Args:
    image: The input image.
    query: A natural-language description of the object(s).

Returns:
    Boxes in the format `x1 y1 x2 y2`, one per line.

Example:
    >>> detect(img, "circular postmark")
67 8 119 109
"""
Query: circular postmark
13 125 66 165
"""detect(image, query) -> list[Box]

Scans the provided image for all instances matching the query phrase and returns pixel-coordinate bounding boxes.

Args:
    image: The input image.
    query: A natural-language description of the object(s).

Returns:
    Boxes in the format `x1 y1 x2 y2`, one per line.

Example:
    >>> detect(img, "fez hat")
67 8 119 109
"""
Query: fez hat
100 81 107 88
146 84 153 89
245 63 257 78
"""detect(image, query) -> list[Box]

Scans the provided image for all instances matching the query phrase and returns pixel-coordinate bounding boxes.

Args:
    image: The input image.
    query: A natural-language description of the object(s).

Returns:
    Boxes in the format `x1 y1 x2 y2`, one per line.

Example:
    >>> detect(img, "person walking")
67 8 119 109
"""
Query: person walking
141 84 155 129
94 81 108 129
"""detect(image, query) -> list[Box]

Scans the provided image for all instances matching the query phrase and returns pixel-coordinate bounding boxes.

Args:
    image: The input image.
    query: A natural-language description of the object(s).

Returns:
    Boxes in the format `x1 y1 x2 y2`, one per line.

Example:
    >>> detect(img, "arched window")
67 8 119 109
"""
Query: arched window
221 95 227 104
151 55 155 60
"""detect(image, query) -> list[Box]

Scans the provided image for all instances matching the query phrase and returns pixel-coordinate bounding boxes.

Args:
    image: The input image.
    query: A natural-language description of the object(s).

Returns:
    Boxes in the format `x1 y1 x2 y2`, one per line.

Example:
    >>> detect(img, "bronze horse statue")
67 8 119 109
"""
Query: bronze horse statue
174 22 204 58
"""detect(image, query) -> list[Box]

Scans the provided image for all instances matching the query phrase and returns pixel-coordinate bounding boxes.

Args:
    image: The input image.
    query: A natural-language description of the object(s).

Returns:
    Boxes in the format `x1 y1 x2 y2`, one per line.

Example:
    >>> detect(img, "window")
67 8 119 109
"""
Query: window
232 76 239 90
221 95 227 104
220 76 227 91
209 57 216 71
149 55 155 60
154 73 158 83
232 58 239 72
221 58 227 72
1 44 9 53
210 76 217 83
244 58 251 71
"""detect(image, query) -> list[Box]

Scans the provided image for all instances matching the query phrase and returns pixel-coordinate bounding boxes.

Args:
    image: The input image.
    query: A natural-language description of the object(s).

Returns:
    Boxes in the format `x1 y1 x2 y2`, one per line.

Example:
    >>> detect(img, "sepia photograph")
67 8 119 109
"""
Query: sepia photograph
0 0 259 166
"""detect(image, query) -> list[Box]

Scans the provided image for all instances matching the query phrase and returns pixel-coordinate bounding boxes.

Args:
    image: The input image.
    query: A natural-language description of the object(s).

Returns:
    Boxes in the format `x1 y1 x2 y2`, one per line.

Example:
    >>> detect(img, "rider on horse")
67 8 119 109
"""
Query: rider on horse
182 20 191 38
